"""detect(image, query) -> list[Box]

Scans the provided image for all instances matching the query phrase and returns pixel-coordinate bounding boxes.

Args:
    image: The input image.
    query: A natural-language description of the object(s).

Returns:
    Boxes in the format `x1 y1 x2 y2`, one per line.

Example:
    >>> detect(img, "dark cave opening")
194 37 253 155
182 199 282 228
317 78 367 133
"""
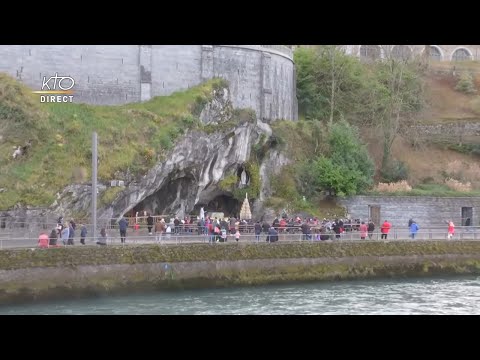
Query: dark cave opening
192 194 241 218
128 175 197 218
123 173 242 220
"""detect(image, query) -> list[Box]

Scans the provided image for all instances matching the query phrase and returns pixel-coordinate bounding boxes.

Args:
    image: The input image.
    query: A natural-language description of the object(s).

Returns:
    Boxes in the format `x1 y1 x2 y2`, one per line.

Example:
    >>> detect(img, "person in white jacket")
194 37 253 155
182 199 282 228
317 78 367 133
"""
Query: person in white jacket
61 226 70 246
166 225 172 239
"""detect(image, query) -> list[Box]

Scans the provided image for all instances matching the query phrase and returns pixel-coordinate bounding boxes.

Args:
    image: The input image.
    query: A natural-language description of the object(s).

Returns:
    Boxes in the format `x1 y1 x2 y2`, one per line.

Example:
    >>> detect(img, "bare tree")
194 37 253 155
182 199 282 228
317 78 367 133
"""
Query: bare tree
316 45 355 125
375 46 424 174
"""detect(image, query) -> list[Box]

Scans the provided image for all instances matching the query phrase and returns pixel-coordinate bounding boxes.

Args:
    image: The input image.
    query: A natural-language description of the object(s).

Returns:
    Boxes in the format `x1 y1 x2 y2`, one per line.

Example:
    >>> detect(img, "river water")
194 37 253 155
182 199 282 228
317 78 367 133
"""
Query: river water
1 276 479 314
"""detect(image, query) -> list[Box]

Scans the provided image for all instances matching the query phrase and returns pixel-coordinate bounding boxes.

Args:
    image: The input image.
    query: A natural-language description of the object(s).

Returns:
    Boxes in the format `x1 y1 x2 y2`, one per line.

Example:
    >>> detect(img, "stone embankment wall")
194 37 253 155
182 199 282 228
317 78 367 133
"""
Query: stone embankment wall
338 196 480 227
1 242 480 305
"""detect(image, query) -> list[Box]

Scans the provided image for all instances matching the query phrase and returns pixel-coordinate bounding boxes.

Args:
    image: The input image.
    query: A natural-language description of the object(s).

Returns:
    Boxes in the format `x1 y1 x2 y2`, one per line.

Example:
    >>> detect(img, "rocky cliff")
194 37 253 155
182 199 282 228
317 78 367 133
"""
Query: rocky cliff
42 85 290 223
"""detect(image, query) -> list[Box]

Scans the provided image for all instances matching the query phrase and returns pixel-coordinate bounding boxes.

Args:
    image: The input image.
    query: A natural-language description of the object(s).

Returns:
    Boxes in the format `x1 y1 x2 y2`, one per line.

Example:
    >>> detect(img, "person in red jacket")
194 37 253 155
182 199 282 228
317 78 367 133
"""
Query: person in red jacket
447 220 455 240
381 220 391 240
38 232 49 248
359 221 368 240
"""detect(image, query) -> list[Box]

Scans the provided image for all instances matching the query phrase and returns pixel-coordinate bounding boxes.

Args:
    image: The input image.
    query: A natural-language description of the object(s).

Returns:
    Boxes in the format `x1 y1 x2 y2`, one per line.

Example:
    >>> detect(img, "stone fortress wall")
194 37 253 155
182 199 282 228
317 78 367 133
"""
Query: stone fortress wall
0 45 298 121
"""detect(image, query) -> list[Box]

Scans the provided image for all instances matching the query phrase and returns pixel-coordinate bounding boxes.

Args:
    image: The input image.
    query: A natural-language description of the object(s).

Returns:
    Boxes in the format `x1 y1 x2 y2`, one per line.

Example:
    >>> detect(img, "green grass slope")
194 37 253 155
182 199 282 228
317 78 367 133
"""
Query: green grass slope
0 73 227 210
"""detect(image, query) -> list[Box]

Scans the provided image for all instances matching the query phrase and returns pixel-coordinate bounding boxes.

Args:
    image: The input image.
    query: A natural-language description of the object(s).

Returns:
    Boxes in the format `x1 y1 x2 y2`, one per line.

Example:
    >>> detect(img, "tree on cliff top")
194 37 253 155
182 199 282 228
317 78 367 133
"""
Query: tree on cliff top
294 47 366 123
367 50 424 181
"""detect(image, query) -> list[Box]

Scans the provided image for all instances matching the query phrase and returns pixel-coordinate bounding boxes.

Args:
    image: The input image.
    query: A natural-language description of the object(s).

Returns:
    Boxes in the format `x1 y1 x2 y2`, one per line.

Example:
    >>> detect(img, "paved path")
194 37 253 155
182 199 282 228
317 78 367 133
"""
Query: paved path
1 231 480 250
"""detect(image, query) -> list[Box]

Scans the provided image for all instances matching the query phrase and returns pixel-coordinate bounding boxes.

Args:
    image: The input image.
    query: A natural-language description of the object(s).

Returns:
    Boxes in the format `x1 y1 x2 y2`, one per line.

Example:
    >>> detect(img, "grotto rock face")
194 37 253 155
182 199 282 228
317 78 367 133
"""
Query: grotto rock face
101 120 292 221
252 150 291 221
92 84 288 221
2 85 291 224
199 87 233 125
102 121 263 220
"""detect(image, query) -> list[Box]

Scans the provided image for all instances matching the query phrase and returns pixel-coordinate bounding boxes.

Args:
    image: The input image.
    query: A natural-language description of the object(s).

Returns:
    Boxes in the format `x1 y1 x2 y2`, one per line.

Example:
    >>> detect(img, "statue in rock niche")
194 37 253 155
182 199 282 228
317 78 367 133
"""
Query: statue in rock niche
240 169 247 186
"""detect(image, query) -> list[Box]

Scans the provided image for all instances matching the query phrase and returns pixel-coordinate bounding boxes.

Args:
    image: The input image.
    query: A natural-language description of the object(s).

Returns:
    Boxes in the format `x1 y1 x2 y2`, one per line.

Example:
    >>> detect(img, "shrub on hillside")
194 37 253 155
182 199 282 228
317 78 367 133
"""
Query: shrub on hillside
444 178 472 192
465 163 480 182
470 144 480 157
421 176 435 184
380 159 409 183
374 181 412 193
470 96 480 115
455 72 477 94
445 161 480 187
304 120 375 196
446 160 464 175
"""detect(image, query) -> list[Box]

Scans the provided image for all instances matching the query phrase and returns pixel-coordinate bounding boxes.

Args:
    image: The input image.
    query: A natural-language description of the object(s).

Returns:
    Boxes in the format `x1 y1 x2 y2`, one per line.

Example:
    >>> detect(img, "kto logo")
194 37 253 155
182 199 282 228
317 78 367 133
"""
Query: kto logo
32 73 75 103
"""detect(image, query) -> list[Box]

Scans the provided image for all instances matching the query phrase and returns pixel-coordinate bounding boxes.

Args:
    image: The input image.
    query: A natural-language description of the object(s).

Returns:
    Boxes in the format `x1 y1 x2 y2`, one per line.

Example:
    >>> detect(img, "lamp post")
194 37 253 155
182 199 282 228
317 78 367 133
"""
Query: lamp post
92 132 98 242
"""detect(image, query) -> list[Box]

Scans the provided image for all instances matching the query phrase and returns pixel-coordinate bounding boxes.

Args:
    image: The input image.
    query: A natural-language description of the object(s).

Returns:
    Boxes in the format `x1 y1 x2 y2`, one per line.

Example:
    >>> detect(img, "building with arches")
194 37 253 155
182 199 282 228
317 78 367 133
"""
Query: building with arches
291 45 480 62
344 45 480 62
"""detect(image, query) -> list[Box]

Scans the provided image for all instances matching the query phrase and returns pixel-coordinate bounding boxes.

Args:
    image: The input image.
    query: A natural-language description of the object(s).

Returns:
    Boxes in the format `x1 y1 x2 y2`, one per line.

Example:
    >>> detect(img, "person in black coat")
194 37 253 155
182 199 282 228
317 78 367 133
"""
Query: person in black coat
332 221 341 239
262 221 270 234
118 218 128 243
147 214 154 235
80 224 87 245
254 221 262 242
67 221 75 245
267 227 279 243
367 220 375 239
49 229 58 246
301 222 311 240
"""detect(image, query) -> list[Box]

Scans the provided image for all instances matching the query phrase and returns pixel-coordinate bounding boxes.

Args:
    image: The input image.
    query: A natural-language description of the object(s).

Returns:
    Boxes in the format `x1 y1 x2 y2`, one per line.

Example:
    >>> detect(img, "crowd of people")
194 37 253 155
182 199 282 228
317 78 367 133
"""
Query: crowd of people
37 216 106 248
36 213 465 248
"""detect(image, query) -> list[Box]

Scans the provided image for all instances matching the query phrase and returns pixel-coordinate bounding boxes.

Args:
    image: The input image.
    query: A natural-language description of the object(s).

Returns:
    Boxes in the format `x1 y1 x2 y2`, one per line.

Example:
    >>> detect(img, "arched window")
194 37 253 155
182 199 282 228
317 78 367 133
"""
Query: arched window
391 45 412 61
428 46 442 61
452 48 472 61
359 45 381 61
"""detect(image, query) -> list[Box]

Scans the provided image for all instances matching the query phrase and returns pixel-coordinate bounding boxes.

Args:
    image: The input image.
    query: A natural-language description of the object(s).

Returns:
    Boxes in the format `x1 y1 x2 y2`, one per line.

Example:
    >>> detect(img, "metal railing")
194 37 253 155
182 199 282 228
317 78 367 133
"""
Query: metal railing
2 227 480 250
1 221 479 234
